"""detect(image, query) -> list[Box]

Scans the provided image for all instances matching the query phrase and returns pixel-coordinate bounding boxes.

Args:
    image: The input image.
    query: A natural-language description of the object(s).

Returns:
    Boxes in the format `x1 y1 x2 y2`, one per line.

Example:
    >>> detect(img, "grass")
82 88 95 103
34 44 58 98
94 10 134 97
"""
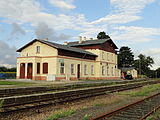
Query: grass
0 99 4 112
146 111 160 120
47 109 76 120
94 103 104 107
0 80 34 86
0 99 4 108
119 84 160 97
82 114 91 120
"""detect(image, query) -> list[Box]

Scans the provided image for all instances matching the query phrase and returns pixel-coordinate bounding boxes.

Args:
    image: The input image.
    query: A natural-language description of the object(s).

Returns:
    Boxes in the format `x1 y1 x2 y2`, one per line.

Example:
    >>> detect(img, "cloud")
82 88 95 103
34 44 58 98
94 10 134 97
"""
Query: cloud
145 48 160 56
0 0 88 31
35 23 71 41
0 41 17 68
111 0 155 15
142 48 160 69
111 26 160 43
11 23 25 35
48 0 75 9
91 14 141 25
91 0 155 25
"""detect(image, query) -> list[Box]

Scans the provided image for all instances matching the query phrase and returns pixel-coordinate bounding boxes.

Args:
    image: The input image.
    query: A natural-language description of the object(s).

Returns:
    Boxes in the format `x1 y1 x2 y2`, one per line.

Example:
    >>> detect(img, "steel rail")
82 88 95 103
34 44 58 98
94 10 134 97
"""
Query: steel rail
0 80 160 114
91 93 160 120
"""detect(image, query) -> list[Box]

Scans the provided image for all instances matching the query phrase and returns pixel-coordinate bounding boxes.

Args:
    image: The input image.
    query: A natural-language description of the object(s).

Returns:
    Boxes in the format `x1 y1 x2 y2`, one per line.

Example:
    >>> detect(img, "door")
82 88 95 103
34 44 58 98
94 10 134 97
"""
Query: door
20 63 25 79
27 63 33 79
77 64 80 79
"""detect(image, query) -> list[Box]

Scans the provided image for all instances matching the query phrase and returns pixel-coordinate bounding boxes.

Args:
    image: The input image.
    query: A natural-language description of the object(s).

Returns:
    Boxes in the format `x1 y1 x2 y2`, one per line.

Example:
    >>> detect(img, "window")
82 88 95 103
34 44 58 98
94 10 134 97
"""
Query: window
112 67 114 76
60 62 64 74
84 64 87 75
37 63 40 74
71 64 74 74
107 53 109 61
91 65 94 75
102 66 105 75
36 46 40 53
102 52 105 60
43 63 48 74
106 65 109 75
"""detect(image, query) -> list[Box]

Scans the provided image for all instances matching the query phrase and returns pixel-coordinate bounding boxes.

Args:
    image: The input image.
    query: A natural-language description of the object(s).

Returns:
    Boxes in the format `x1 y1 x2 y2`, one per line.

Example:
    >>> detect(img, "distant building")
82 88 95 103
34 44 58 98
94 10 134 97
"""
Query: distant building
120 67 138 79
16 37 122 81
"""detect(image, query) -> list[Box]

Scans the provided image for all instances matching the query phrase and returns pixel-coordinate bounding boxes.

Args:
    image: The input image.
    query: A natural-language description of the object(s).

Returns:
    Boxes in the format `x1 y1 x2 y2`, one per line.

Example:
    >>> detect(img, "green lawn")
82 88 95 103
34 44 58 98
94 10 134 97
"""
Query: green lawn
0 80 34 86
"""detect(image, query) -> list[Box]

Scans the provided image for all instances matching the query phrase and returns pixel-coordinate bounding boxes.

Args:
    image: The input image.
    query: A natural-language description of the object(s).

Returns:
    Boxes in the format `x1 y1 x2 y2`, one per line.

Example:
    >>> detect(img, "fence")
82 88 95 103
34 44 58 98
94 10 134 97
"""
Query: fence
0 72 16 79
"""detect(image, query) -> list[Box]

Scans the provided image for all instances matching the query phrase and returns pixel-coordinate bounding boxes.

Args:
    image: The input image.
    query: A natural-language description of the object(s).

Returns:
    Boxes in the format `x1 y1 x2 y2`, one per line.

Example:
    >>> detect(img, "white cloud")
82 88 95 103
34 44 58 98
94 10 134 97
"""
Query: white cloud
11 23 25 35
0 0 90 31
91 14 141 25
146 48 160 56
111 26 160 43
91 0 155 25
142 48 160 69
111 0 155 15
0 41 17 67
48 0 75 9
35 22 71 41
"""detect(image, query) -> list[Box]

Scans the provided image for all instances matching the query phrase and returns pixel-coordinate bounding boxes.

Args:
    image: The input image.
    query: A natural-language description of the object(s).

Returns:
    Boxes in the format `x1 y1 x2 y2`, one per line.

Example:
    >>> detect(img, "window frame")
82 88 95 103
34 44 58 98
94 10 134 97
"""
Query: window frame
102 66 105 75
37 63 40 74
91 65 94 75
36 46 40 53
43 63 48 74
60 62 65 74
84 64 87 75
71 64 75 74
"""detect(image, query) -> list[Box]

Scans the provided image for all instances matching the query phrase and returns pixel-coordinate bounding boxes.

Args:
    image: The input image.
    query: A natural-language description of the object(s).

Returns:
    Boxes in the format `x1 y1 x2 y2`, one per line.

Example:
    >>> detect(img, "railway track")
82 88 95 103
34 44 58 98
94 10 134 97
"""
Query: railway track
0 80 160 113
0 79 148 97
91 93 160 120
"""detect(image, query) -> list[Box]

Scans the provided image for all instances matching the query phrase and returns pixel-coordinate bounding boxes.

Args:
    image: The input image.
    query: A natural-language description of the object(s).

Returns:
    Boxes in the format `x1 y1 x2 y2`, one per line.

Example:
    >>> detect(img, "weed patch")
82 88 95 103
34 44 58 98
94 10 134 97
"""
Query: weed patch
119 84 160 97
82 114 91 120
47 109 75 120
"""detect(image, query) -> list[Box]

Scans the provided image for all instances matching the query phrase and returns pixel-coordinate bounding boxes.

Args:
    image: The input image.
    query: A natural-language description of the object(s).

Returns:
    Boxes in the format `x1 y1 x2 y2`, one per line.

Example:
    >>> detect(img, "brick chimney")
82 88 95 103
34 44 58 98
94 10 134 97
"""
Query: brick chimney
79 36 82 43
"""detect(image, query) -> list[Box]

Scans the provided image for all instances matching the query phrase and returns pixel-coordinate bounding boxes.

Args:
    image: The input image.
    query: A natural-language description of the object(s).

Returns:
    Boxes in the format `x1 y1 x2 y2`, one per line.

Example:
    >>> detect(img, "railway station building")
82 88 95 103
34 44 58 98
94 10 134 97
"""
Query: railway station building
16 37 122 81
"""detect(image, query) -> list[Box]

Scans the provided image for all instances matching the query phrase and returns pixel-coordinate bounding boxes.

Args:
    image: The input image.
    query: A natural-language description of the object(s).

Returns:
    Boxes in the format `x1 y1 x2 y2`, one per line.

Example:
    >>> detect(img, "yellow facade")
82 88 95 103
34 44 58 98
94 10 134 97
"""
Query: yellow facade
17 40 123 81
126 69 138 78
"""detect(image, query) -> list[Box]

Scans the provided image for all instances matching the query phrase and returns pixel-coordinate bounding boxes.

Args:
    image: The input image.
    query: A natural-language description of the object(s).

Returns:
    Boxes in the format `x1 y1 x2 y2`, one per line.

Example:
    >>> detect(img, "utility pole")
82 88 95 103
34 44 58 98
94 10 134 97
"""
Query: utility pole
139 60 141 78
155 71 157 78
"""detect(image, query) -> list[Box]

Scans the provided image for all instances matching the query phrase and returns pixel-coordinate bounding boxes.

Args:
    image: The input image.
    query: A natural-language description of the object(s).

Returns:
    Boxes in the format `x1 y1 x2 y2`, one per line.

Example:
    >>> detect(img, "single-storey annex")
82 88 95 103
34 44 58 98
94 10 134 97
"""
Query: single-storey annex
120 67 138 79
16 37 122 81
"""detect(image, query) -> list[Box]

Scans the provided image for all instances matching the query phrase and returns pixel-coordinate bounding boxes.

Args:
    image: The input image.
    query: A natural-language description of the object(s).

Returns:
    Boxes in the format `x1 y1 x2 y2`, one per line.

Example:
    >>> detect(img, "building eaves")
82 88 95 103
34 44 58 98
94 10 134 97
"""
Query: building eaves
17 39 97 57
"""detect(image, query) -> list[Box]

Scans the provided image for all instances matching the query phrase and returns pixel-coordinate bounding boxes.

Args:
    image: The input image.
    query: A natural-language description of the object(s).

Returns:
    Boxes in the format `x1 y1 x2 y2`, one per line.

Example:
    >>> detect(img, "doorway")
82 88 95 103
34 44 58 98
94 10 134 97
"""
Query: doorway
77 64 80 79
27 63 33 79
20 63 25 79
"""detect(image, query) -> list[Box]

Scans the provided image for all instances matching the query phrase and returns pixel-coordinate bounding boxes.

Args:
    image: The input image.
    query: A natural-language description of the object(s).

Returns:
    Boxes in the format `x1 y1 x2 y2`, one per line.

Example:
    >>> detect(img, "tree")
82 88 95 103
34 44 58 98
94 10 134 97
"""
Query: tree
97 31 110 39
118 46 134 68
133 54 154 77
155 67 160 78
0 67 16 72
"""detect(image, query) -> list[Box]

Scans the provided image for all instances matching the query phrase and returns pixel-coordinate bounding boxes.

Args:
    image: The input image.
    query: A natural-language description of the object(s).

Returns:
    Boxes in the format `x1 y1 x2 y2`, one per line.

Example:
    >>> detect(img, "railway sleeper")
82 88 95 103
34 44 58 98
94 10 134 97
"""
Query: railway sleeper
112 114 141 119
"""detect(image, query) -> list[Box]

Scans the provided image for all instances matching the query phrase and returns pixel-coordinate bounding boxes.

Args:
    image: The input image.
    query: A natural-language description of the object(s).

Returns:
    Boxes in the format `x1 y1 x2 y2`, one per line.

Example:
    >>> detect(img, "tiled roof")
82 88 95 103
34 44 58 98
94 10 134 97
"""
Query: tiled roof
17 39 97 56
67 38 118 49
120 67 136 72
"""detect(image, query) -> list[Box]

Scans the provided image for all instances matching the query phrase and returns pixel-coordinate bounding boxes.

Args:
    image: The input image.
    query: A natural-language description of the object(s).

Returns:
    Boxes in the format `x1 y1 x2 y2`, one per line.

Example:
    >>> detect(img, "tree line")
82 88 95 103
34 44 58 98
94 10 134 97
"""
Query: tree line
0 67 16 72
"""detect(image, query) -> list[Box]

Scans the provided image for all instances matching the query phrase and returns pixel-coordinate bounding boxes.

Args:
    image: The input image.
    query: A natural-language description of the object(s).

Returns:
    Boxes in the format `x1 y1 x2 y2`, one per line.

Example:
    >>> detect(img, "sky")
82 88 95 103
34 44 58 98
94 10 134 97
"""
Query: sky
0 0 160 69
